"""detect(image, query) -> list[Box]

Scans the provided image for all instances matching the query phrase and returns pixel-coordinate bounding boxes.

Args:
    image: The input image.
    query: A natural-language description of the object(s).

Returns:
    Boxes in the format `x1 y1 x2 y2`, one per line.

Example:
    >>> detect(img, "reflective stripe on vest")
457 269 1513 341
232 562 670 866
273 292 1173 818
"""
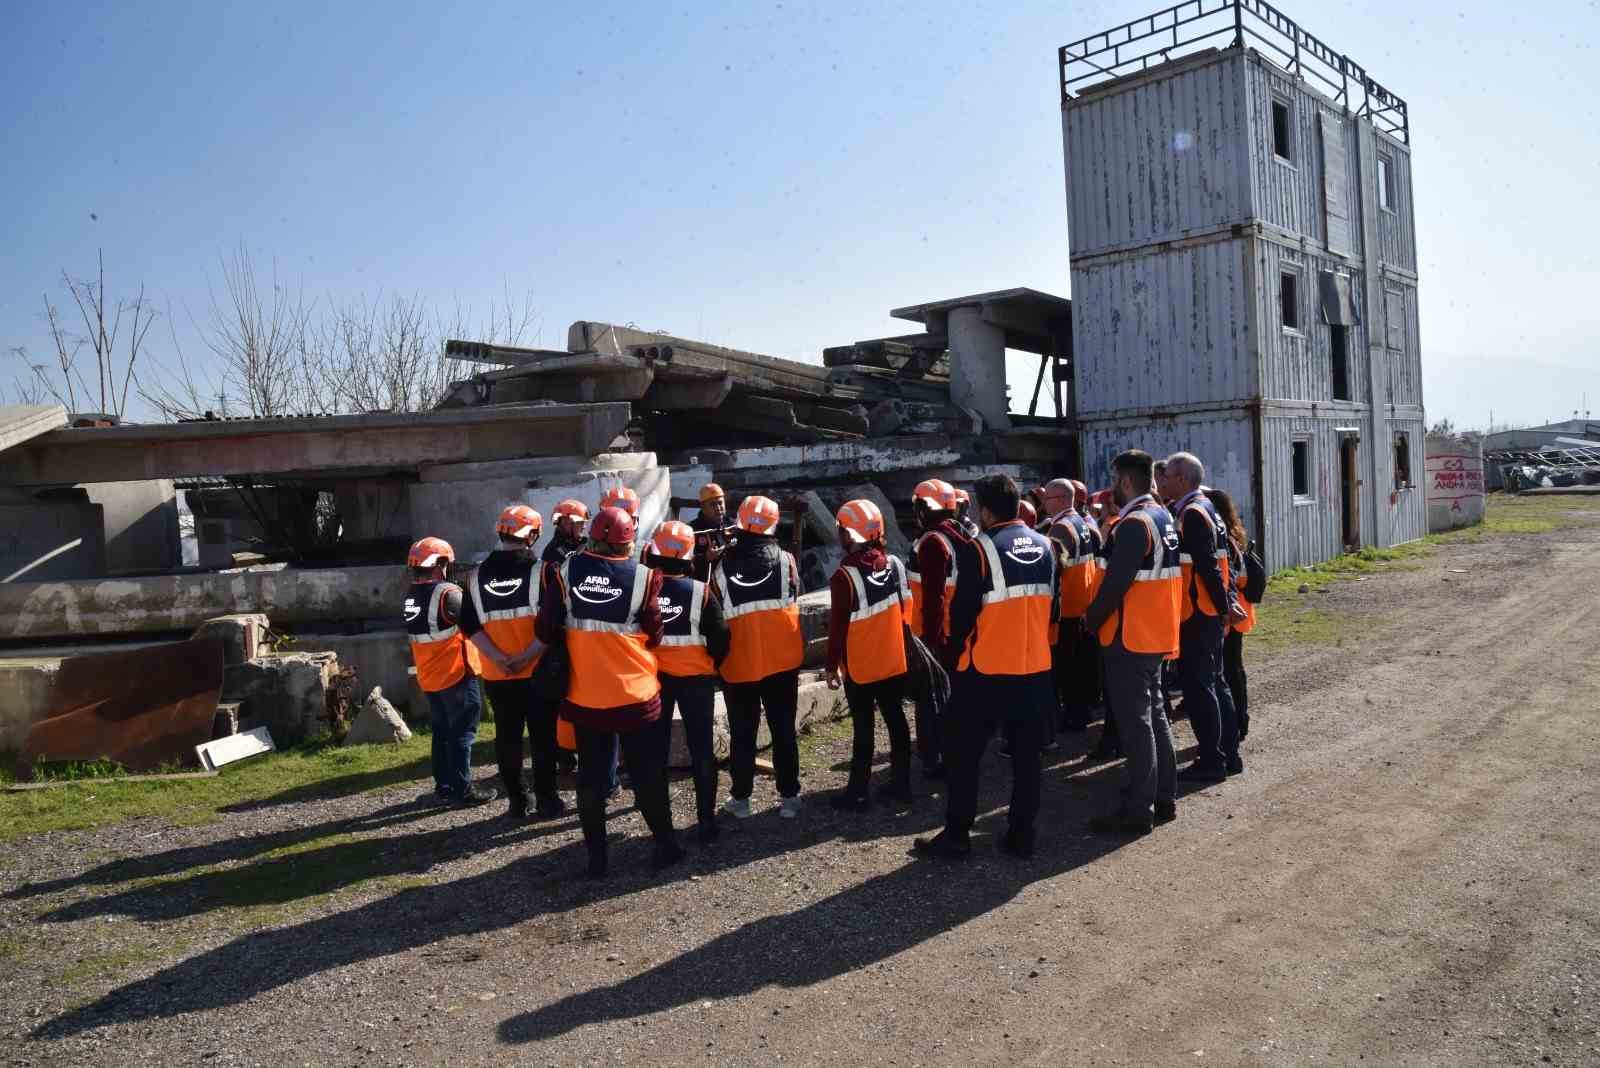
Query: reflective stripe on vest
1047 511 1099 619
1175 491 1233 620
406 581 479 692
842 555 910 685
469 553 541 681
1096 498 1182 655
714 549 803 684
560 553 660 708
656 574 715 677
959 522 1056 676
907 530 957 638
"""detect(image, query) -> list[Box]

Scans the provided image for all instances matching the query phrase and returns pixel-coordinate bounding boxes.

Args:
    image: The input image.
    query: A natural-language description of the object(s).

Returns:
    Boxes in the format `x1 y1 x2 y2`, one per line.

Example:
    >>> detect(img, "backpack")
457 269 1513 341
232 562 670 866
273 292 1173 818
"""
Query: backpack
1241 544 1267 605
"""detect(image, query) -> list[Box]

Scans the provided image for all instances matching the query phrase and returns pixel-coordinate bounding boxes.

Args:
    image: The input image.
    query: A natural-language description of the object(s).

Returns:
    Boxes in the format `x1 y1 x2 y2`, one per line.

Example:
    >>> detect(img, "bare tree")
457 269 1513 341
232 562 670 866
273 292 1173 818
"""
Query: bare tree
201 246 318 417
6 251 156 418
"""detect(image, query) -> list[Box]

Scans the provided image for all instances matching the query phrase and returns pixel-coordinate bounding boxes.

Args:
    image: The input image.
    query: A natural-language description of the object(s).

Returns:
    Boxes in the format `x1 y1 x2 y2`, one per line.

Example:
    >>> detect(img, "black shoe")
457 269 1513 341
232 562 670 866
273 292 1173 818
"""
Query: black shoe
911 830 972 859
652 838 685 871
876 783 914 805
999 831 1035 858
504 805 530 822
455 783 497 807
922 762 948 781
1086 747 1121 764
998 747 1013 760
1178 762 1227 784
1225 756 1245 777
697 819 721 845
830 792 870 812
1041 739 1062 754
586 853 608 879
1088 813 1153 837
535 794 568 819
1061 720 1089 733
1154 801 1177 825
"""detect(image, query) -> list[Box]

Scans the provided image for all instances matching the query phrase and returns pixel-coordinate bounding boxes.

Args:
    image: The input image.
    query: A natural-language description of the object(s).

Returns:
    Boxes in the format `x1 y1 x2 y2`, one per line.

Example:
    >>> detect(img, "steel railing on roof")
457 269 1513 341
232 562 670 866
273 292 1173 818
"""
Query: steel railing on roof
1059 0 1410 144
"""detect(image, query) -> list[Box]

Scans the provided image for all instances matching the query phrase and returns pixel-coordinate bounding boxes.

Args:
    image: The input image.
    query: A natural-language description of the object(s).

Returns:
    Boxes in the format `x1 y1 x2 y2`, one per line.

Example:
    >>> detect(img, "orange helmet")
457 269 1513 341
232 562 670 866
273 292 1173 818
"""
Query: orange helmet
698 482 725 505
912 478 957 512
1018 500 1038 527
496 504 542 542
953 487 970 507
836 499 885 544
599 485 640 517
407 536 455 568
736 495 781 535
590 506 636 547
649 519 696 560
553 498 589 529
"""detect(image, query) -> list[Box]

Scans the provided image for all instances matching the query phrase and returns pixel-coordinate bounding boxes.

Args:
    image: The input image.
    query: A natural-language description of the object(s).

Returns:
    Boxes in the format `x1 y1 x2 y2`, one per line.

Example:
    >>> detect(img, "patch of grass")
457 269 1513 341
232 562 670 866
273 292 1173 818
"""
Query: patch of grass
49 946 164 988
0 721 498 842
798 714 852 772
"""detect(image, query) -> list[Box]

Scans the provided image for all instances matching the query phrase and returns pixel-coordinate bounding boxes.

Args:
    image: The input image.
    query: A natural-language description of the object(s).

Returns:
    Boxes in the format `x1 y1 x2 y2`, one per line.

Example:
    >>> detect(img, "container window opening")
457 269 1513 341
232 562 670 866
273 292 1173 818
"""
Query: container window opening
1272 99 1293 162
1280 271 1300 331
1331 324 1350 401
1394 433 1412 490
1292 438 1312 500
1378 155 1394 211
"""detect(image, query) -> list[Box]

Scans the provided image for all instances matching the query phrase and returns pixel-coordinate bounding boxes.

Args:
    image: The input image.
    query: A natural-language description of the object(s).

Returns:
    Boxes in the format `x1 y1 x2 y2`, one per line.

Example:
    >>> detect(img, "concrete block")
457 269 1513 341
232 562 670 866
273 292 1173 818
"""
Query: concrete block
344 687 413 746
0 657 64 754
289 632 412 719
81 479 179 574
223 652 339 745
192 613 271 666
0 498 107 582
212 702 241 739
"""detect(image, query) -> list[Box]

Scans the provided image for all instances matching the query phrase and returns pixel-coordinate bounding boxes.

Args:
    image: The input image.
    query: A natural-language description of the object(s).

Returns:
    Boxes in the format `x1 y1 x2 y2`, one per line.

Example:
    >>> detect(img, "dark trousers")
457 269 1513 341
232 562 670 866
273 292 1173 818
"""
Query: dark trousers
1179 617 1239 769
1103 649 1177 819
1056 620 1099 730
1223 629 1249 739
943 670 1049 846
575 722 675 864
426 675 482 797
659 673 719 825
483 677 559 812
843 674 910 797
725 670 800 800
910 669 943 769
1095 647 1122 754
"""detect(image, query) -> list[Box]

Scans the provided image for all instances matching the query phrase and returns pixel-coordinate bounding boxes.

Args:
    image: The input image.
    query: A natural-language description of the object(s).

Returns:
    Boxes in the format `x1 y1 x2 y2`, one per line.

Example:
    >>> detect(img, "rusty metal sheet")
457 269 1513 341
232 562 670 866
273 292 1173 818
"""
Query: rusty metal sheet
18 636 223 777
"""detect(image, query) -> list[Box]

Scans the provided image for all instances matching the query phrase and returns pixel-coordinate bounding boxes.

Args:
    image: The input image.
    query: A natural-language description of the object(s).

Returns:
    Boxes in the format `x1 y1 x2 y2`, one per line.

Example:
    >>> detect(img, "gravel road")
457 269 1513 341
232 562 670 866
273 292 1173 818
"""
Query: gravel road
3 511 1598 1066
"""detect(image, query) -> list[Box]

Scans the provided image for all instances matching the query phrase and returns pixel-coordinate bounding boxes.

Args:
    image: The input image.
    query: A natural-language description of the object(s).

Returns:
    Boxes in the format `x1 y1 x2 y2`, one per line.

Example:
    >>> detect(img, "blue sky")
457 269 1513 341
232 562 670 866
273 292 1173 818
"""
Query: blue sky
3 0 1598 429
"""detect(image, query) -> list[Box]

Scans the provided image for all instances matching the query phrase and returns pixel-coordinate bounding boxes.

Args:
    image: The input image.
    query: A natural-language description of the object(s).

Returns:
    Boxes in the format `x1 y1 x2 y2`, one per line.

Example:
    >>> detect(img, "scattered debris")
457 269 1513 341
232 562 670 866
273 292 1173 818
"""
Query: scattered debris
195 725 276 770
344 687 413 746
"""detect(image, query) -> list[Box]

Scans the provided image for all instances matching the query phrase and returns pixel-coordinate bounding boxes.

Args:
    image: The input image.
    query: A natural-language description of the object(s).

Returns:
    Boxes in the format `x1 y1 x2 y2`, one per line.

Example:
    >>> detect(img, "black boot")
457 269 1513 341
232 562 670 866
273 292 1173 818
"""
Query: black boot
577 785 609 877
692 756 718 829
652 835 685 870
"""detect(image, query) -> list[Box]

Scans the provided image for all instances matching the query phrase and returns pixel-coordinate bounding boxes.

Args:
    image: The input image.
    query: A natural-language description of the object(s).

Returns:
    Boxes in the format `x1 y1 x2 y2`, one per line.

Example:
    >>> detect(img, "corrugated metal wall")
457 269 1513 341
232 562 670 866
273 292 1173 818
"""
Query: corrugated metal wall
1063 52 1250 257
1243 57 1363 251
1381 280 1423 406
1071 237 1255 416
1255 238 1373 405
1260 413 1352 570
1375 140 1417 273
1080 412 1257 541
1388 417 1428 545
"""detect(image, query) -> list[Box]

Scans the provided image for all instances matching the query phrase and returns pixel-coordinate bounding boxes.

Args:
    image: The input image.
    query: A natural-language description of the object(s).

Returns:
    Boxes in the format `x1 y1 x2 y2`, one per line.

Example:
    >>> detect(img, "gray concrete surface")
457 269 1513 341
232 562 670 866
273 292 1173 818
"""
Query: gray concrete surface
0 498 106 582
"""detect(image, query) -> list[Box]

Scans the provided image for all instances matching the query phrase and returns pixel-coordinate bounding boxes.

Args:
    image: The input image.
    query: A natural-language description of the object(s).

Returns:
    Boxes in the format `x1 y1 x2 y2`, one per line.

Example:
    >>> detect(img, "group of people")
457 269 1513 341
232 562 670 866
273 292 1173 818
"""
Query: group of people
402 449 1262 877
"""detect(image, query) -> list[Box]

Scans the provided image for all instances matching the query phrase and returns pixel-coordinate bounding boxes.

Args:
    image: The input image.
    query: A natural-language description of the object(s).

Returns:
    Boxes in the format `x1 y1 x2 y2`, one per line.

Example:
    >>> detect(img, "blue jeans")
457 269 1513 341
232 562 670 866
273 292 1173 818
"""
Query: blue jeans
1179 618 1238 769
427 675 483 797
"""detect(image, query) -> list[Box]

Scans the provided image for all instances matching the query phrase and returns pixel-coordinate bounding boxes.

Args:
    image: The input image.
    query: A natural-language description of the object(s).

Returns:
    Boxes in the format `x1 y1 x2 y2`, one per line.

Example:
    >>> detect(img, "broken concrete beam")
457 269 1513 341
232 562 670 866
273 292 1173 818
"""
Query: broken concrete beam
443 340 585 365
641 372 735 410
191 613 271 666
674 438 967 489
222 651 340 745
439 356 655 407
0 403 632 486
568 322 853 402
823 337 951 379
0 565 411 641
795 402 870 436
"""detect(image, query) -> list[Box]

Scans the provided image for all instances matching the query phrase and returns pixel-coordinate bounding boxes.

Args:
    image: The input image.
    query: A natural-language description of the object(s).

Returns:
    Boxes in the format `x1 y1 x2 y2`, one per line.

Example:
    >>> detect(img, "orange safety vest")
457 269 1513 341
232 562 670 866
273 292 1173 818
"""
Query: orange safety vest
560 551 660 709
714 546 803 684
1046 510 1100 619
405 581 482 692
467 551 542 681
656 574 716 678
1097 497 1182 656
1176 491 1233 621
840 555 911 685
958 521 1058 676
906 529 958 638
1229 545 1257 635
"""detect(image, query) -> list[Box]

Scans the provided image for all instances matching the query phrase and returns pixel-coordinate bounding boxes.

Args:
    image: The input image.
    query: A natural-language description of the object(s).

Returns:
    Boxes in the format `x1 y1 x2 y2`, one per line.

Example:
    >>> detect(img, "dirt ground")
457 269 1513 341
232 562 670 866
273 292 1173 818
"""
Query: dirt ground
3 503 1599 1067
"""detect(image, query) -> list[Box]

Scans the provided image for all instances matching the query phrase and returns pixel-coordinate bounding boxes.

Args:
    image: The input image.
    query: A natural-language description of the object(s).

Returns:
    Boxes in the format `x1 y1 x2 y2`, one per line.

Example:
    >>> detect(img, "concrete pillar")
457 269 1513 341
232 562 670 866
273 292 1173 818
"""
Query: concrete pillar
946 305 1012 431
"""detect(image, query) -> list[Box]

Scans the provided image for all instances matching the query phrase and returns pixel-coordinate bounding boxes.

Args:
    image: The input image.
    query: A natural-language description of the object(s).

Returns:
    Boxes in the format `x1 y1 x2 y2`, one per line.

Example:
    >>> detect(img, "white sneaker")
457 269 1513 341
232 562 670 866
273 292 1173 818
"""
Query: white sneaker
720 797 753 820
779 796 802 820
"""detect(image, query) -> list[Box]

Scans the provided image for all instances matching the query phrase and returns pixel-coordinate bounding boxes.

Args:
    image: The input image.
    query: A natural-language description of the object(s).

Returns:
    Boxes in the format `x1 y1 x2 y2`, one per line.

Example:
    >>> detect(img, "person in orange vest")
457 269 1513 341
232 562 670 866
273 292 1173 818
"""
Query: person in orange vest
1042 478 1102 735
913 475 1059 860
644 520 731 843
713 495 805 820
539 499 590 774
1082 450 1183 836
1206 487 1257 743
1086 486 1123 763
906 478 967 778
953 487 981 538
1158 452 1247 783
535 506 679 877
690 482 736 583
404 537 495 807
457 505 563 822
825 499 914 811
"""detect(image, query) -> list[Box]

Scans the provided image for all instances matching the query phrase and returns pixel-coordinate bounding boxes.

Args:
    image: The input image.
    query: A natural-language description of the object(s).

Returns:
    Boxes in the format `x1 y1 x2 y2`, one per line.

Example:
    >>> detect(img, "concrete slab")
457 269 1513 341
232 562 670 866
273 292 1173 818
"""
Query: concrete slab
0 404 67 453
0 498 107 582
0 657 64 754
0 403 632 486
